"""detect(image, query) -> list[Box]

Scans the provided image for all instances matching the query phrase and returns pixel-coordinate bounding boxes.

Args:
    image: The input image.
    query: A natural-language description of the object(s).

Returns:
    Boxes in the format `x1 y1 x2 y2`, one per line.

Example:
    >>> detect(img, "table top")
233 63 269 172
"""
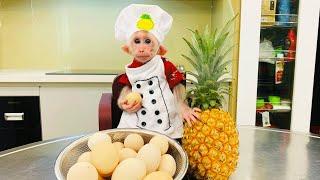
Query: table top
0 126 319 180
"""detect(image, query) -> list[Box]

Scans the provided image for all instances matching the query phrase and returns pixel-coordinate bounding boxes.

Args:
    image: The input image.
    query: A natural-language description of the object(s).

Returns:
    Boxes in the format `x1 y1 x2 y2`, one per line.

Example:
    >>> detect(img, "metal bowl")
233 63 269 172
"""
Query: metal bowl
55 128 188 180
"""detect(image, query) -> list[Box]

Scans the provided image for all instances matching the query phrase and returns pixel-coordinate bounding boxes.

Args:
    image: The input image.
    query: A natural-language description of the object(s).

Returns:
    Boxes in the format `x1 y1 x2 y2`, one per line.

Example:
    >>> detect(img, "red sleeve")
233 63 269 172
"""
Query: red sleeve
118 74 131 87
163 59 185 89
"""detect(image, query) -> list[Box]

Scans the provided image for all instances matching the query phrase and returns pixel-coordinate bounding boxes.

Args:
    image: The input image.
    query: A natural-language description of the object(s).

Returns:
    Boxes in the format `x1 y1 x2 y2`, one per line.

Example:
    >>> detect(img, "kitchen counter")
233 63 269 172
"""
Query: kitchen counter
0 70 121 83
0 126 319 180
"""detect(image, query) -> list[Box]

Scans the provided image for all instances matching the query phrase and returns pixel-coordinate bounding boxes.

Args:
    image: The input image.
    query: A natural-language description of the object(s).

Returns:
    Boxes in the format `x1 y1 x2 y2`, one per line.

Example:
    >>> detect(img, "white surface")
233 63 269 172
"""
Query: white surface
236 0 262 126
0 86 40 96
40 85 111 140
0 70 116 83
291 0 320 133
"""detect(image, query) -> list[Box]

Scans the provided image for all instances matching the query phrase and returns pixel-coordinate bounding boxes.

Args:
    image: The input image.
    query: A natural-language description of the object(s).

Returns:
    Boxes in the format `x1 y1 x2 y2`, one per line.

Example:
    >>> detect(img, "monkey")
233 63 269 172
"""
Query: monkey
114 4 199 140
117 31 200 132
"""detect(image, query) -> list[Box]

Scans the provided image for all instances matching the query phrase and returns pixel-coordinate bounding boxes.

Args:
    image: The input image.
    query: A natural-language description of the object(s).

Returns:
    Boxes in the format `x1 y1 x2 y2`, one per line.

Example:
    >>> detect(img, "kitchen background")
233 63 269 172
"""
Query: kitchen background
0 0 319 152
0 0 238 71
0 0 240 150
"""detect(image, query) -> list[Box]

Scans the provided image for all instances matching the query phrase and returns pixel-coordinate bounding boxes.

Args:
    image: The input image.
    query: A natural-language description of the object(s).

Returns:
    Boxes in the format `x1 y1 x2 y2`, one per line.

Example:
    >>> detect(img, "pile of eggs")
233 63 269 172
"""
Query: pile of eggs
67 132 177 180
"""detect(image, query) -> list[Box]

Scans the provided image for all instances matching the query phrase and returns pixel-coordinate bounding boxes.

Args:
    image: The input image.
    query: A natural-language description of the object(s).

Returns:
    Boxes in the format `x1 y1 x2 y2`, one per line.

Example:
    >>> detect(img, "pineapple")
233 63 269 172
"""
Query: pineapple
182 18 239 180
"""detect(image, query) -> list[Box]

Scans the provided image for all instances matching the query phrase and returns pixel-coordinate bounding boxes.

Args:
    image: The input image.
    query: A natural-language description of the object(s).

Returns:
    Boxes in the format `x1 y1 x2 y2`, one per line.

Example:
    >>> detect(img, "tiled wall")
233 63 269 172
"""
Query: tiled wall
0 0 213 70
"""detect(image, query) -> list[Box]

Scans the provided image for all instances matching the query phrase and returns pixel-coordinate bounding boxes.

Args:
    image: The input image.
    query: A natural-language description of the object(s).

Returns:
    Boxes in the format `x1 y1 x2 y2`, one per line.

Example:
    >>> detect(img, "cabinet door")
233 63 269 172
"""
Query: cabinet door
40 84 111 140
0 97 42 151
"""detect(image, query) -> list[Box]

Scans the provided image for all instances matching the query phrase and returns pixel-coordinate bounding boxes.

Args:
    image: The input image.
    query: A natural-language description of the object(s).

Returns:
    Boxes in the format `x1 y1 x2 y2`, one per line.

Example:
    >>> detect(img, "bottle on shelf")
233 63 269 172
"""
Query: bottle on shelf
277 0 291 26
275 53 285 84
285 29 296 60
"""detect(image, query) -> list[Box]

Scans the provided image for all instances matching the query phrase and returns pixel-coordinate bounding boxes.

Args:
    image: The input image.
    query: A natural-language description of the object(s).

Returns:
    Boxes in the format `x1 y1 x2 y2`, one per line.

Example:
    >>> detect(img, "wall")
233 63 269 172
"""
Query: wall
0 0 213 70
211 0 241 118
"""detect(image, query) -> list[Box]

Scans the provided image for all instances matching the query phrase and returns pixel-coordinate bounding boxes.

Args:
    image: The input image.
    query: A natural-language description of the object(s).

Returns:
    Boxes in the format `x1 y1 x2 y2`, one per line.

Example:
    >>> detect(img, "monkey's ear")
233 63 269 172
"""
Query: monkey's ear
121 45 130 54
158 45 167 56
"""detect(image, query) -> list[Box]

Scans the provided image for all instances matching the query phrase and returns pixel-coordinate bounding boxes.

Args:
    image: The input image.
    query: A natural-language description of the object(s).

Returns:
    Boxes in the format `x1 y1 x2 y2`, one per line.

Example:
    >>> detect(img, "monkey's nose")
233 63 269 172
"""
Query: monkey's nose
139 49 144 53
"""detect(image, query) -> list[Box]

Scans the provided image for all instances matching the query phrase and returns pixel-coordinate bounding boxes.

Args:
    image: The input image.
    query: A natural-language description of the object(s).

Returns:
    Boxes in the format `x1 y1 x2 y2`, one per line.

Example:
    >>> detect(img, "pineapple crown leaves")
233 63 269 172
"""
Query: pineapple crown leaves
140 13 152 20
182 16 237 110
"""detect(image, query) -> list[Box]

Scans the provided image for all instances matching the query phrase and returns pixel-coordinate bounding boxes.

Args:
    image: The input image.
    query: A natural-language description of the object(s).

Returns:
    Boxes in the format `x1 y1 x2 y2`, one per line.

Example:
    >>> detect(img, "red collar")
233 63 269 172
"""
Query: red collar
128 57 166 68
128 59 145 68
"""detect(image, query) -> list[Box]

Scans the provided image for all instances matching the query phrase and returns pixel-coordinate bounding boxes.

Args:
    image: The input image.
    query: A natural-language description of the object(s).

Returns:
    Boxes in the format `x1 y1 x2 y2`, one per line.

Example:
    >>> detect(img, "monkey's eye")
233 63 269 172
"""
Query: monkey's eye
134 39 141 44
144 39 151 44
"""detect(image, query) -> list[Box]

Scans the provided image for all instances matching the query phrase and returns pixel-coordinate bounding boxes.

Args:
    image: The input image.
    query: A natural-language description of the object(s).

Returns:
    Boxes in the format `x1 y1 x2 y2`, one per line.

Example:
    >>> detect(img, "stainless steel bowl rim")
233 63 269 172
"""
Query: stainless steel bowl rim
54 128 188 180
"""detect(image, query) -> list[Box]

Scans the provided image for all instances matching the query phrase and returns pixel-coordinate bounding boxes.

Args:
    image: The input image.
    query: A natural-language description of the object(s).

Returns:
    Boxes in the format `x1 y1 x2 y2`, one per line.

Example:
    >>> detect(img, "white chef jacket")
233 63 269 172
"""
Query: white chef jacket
117 55 183 138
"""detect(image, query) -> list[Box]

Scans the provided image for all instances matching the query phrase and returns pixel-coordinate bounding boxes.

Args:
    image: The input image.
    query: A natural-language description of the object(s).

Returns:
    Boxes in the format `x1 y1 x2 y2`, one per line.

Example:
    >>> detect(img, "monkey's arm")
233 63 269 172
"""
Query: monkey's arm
173 84 200 126
117 86 132 109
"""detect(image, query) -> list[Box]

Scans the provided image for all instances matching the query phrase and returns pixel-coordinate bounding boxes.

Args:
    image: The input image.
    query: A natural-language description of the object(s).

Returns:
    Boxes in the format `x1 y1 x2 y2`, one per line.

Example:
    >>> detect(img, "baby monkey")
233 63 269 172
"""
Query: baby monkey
118 31 200 126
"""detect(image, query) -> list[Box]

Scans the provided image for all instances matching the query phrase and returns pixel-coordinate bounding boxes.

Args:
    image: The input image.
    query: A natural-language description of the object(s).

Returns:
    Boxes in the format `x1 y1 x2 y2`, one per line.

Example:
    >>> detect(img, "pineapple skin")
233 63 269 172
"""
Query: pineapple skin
182 109 239 179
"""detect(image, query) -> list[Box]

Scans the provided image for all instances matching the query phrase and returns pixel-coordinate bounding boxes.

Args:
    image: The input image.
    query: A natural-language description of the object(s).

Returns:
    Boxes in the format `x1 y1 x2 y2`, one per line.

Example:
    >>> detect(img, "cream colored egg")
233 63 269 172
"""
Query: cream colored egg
88 132 112 150
113 142 124 151
119 148 138 162
91 141 119 177
67 162 98 180
149 135 169 155
124 133 144 152
158 154 176 177
143 171 173 180
126 92 142 104
98 174 105 180
111 158 147 180
77 151 91 163
137 143 161 174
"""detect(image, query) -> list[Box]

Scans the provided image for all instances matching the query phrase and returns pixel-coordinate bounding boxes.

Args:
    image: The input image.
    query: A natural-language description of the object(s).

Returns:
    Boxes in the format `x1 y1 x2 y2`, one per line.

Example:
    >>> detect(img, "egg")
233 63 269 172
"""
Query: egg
119 148 138 162
77 152 91 163
125 92 142 104
67 162 98 180
113 142 124 151
137 143 161 174
149 135 169 155
158 154 176 177
88 132 112 150
111 158 147 180
143 171 173 180
124 133 144 152
91 141 119 177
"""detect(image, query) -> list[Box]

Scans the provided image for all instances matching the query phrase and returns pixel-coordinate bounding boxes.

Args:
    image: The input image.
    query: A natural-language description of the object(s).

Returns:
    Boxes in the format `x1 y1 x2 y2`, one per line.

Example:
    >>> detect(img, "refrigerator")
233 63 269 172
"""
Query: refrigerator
236 0 319 133
255 0 299 129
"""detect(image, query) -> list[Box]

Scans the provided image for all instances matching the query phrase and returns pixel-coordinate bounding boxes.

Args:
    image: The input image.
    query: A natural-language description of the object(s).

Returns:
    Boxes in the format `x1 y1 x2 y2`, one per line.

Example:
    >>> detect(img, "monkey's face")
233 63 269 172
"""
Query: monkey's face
128 31 160 63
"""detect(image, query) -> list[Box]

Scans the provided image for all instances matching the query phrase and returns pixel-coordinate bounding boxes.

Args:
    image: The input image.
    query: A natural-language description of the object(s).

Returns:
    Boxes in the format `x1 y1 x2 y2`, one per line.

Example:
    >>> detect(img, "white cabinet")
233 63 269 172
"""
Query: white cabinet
40 84 111 140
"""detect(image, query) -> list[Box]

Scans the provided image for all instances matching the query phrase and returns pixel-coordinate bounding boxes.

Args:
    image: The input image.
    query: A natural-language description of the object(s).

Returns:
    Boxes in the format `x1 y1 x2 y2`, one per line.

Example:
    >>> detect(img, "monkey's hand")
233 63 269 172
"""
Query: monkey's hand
119 99 142 113
118 86 142 113
180 103 201 127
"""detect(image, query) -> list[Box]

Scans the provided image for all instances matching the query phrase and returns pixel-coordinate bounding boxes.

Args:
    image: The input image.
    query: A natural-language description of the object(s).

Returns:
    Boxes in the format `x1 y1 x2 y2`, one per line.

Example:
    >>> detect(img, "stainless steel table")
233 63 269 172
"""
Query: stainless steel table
0 126 319 180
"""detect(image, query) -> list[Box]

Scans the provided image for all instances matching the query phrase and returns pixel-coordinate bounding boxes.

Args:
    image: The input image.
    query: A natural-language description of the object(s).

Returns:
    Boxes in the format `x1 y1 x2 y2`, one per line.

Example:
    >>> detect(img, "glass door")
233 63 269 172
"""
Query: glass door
256 0 299 129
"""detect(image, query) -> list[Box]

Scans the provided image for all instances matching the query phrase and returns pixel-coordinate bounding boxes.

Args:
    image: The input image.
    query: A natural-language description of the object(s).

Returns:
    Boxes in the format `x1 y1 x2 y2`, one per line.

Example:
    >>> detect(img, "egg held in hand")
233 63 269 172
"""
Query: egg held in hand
125 92 142 105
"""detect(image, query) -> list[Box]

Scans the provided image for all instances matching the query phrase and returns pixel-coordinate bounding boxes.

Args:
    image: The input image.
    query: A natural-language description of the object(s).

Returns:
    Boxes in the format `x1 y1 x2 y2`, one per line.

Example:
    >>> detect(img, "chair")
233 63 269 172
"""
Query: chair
99 74 126 130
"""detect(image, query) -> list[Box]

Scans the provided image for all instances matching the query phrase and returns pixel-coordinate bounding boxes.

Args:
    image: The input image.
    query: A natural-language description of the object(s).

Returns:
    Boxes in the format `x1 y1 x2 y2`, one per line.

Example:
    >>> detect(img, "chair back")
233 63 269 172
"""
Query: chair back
111 74 126 128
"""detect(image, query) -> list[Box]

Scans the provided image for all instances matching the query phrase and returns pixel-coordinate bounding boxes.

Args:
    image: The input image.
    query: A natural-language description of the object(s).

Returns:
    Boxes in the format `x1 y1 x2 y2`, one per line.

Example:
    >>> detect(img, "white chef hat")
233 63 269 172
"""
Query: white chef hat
115 4 173 43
